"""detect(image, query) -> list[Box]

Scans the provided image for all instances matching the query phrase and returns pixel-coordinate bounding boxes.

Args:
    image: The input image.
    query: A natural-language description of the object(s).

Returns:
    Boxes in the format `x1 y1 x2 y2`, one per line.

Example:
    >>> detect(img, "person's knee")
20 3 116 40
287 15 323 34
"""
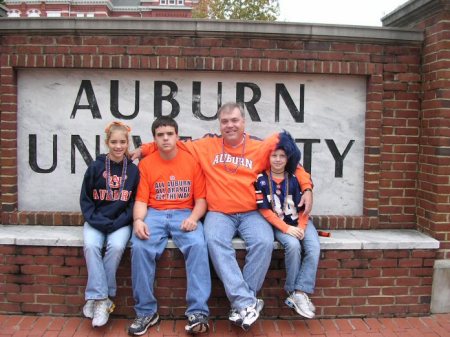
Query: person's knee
108 241 127 255
284 239 301 254
83 240 102 253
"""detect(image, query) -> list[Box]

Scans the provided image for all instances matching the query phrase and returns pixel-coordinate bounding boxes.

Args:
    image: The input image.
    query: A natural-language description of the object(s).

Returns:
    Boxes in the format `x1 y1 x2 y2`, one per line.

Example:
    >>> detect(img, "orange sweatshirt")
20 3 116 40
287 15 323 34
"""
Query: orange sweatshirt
141 134 312 214
136 148 206 210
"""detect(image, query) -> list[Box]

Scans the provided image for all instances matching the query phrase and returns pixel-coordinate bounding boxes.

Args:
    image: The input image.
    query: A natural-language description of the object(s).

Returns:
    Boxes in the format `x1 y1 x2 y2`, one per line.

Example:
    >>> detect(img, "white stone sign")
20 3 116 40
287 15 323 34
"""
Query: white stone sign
17 69 366 215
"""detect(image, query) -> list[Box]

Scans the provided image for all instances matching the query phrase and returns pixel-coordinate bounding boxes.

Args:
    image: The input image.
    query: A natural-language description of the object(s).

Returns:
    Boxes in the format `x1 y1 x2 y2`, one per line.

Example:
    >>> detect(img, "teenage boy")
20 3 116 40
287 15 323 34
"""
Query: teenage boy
128 116 210 336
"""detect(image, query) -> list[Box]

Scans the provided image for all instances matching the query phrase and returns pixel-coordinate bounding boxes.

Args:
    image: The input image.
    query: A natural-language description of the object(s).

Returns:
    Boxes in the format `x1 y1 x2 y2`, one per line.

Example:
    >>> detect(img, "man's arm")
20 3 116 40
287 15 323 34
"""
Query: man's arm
180 198 207 232
133 201 149 240
294 166 313 215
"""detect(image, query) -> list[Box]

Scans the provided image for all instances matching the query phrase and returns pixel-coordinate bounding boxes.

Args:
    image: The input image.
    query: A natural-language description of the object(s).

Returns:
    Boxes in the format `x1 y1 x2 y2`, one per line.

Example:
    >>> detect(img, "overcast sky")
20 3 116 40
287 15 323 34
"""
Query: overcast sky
278 0 411 26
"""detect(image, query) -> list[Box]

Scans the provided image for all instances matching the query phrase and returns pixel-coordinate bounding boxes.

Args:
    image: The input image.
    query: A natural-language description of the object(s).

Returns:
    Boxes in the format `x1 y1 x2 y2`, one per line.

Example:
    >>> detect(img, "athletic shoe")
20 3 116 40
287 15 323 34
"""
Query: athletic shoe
128 313 160 336
306 294 316 312
285 292 315 319
184 313 209 334
92 298 115 327
83 299 95 319
228 308 243 326
240 299 264 331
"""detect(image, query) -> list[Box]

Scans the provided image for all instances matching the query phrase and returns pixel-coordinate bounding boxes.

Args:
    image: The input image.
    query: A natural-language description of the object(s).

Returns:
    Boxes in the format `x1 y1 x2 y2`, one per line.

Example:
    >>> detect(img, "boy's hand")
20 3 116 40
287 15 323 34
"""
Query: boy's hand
134 219 149 240
181 217 198 232
299 189 313 215
286 226 305 240
130 147 142 161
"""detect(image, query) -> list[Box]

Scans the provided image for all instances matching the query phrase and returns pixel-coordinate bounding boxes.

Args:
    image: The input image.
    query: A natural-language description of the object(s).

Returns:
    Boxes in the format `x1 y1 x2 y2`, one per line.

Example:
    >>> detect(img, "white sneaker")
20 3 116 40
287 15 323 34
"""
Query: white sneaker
228 308 243 326
285 293 315 319
83 300 95 319
240 299 264 331
306 294 316 312
92 298 115 327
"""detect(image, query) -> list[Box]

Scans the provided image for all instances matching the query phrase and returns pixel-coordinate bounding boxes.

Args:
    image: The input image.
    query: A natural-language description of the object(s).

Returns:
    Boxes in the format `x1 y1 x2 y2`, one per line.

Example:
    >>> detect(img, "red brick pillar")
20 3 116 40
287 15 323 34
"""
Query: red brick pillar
383 0 450 259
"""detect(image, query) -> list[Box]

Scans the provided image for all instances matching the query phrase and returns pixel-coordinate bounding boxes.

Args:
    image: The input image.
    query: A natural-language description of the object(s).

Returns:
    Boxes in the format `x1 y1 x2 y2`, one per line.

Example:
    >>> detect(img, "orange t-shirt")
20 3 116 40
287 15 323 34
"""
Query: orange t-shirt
141 134 312 214
136 148 206 210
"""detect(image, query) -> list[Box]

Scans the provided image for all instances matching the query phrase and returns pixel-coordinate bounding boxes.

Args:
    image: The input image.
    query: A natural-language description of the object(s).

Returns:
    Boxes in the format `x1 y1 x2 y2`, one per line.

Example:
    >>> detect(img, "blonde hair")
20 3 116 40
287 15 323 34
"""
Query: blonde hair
104 121 131 158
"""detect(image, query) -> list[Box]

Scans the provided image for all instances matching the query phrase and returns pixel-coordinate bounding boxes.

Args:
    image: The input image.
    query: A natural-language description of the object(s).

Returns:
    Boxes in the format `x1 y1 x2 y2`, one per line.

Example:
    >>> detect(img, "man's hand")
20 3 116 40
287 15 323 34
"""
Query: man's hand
299 189 313 215
130 147 142 161
180 217 198 232
134 219 149 240
286 226 305 240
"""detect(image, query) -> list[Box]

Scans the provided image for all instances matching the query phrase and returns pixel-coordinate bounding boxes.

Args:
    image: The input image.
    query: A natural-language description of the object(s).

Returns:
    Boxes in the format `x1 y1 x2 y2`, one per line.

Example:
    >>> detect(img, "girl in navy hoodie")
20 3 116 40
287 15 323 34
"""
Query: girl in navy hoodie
80 121 139 327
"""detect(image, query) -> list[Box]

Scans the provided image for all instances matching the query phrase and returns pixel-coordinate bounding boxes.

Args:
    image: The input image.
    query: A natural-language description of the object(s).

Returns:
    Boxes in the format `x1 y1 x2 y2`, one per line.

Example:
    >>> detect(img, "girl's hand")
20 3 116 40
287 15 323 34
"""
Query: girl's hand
286 226 304 240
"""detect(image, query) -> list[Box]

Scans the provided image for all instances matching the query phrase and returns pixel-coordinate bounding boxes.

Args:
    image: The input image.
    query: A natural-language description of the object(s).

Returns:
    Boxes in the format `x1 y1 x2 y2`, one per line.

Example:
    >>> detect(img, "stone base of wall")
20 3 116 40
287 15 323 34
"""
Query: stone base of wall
0 244 437 318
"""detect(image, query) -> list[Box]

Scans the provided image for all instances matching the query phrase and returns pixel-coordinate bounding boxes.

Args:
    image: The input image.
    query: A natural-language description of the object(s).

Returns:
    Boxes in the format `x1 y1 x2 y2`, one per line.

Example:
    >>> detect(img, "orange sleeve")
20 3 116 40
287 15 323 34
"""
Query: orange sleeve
297 212 309 230
141 143 156 157
259 209 290 233
135 160 151 204
295 166 313 192
192 161 206 200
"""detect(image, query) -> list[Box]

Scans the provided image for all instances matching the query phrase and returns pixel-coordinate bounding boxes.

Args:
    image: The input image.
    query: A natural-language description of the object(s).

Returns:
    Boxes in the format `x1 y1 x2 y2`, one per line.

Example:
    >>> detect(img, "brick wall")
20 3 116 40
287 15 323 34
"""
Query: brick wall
414 8 450 260
0 245 436 318
0 20 424 234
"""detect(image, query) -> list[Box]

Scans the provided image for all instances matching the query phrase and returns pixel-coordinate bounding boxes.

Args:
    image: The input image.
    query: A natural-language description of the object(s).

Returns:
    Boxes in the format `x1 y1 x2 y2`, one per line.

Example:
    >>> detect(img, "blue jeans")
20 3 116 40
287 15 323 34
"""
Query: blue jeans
204 210 274 311
83 222 131 300
130 208 210 317
274 220 320 294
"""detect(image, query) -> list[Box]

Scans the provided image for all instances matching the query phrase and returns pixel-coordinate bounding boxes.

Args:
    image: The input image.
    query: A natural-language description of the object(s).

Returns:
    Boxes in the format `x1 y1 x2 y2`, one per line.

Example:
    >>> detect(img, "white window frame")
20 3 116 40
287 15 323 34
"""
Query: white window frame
46 11 61 17
7 9 21 17
27 9 41 17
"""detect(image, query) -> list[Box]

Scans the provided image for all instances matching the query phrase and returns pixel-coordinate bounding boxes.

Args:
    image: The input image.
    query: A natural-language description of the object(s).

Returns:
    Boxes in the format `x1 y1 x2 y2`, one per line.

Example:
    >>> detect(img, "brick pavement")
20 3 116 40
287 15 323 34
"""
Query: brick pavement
1 314 449 337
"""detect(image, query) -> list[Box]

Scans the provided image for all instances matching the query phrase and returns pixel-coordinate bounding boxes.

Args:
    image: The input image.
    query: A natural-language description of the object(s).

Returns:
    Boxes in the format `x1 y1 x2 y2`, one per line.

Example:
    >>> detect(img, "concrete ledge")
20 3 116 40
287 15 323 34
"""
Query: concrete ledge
0 225 439 250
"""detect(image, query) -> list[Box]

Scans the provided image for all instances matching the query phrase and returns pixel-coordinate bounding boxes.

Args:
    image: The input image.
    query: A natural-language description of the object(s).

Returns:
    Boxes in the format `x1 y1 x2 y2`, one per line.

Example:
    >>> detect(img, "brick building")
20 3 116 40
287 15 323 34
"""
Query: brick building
4 0 199 18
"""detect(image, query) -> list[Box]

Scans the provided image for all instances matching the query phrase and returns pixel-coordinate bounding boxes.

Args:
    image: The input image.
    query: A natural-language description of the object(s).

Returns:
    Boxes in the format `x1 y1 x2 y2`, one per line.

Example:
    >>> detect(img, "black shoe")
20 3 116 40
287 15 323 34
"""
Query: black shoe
128 313 160 336
184 313 209 334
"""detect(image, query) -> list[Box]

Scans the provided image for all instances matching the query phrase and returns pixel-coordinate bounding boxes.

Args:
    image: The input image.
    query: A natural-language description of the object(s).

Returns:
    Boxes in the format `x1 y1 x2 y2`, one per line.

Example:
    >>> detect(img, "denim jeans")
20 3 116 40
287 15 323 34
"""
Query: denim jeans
203 210 274 311
274 219 321 294
130 208 210 317
83 222 131 300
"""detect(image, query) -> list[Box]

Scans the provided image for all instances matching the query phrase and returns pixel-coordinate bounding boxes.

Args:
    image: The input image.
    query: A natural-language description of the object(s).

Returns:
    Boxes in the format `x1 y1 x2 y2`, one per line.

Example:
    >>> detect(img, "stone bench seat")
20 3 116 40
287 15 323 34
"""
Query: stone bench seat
0 225 439 250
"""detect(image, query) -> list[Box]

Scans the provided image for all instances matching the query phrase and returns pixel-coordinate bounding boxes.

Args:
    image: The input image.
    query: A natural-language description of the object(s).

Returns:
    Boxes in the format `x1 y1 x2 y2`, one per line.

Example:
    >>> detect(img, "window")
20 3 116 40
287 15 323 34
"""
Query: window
161 0 184 4
47 11 61 17
27 9 41 17
86 13 95 18
76 13 85 17
7 9 21 17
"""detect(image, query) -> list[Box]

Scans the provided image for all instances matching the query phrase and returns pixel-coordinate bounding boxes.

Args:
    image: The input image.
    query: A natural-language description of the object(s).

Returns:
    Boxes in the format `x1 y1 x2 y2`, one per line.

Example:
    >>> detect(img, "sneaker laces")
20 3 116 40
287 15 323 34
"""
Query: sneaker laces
131 316 146 327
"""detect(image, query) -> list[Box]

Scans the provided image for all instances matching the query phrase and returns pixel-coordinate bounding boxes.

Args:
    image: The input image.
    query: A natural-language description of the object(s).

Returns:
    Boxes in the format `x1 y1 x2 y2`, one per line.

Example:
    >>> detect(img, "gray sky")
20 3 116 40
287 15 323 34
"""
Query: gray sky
278 0 410 26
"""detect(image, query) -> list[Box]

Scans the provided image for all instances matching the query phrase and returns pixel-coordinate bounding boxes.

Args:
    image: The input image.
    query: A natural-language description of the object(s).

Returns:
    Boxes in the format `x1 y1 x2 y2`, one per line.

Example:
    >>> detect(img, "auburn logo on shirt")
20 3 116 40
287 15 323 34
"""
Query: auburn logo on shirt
212 153 253 169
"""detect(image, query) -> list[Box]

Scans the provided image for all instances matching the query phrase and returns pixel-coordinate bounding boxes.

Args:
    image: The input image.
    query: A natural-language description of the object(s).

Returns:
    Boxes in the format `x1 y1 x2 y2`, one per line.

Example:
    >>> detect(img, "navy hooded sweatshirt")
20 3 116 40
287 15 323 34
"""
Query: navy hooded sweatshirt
80 154 140 234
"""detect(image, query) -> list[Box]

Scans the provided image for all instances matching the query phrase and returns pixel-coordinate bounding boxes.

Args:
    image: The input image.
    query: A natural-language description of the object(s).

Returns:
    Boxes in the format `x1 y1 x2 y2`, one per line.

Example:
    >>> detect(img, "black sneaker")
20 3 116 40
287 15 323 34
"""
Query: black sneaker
128 313 160 336
184 313 209 334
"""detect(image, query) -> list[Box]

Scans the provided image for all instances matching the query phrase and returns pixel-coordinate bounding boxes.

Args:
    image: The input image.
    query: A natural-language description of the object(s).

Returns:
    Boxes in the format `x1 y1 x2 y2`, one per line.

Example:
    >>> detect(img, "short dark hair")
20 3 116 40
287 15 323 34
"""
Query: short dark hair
151 116 178 136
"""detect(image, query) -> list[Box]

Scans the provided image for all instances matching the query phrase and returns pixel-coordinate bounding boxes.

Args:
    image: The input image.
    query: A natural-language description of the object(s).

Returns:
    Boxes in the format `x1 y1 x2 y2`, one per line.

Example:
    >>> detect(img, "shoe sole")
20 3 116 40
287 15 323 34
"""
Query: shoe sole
128 314 160 336
92 302 115 327
241 299 264 331
184 322 209 334
285 298 315 319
